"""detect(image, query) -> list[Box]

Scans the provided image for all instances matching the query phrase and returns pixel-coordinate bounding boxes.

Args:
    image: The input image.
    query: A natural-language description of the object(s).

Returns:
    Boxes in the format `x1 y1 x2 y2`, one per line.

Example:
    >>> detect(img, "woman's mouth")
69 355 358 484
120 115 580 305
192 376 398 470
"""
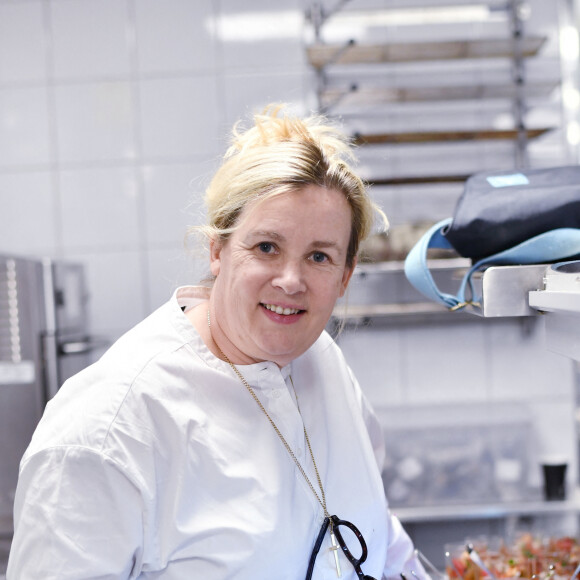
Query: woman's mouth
262 303 304 316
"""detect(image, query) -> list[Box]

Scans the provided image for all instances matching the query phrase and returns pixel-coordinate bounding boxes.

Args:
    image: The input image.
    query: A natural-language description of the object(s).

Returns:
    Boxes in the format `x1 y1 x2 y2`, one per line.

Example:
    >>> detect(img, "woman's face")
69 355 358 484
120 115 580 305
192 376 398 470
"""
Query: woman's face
208 185 355 367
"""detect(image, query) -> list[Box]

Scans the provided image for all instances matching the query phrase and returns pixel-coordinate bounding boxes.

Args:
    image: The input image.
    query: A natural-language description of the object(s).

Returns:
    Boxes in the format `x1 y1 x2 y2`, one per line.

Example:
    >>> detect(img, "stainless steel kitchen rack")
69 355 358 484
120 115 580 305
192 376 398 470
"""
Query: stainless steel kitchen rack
304 0 560 184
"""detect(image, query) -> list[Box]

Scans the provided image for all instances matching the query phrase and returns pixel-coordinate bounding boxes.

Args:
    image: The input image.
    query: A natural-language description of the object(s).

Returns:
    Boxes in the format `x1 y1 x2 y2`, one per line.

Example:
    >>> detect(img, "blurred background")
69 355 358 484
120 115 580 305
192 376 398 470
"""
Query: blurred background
1 0 580 571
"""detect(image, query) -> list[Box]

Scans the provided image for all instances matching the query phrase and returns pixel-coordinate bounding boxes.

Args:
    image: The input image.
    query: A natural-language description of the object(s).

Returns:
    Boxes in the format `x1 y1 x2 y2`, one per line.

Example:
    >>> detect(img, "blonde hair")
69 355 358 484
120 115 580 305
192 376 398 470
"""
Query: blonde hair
199 104 388 267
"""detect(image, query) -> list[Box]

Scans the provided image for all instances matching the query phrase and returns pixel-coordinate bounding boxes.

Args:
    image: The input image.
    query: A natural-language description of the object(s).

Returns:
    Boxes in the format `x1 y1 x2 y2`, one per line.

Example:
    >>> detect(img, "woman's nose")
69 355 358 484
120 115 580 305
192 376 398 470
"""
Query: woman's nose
272 261 306 294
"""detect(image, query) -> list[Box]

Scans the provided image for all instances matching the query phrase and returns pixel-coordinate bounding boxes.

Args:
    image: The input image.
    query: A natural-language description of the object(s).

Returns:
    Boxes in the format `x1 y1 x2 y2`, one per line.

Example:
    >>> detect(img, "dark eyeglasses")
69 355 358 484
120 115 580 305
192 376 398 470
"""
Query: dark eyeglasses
305 515 377 580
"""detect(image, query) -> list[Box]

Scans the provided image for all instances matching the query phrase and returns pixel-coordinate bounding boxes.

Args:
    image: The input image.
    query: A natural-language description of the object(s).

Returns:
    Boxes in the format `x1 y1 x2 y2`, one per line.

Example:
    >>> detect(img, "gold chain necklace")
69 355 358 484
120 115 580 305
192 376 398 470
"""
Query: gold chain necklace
207 310 342 576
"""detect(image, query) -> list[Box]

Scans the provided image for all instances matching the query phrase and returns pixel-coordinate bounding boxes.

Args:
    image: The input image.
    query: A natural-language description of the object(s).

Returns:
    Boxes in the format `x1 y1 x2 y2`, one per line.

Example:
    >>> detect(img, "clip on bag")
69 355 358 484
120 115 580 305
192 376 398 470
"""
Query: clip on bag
404 165 580 311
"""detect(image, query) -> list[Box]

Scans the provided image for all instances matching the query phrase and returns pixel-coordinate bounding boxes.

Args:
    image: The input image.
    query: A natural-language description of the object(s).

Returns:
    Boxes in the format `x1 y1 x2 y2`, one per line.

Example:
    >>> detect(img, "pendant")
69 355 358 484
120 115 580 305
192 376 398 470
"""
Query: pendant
329 530 342 577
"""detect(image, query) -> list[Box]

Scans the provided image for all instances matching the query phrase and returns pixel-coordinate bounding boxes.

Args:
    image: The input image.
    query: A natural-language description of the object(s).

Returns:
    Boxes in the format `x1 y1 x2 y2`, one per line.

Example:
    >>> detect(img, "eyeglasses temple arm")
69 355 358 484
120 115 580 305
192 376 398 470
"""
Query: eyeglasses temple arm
305 517 330 580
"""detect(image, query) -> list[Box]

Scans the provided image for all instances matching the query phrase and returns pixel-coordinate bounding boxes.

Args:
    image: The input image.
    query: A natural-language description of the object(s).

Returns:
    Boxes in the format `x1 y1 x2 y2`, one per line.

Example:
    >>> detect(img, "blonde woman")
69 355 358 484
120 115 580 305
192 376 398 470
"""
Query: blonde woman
8 105 427 580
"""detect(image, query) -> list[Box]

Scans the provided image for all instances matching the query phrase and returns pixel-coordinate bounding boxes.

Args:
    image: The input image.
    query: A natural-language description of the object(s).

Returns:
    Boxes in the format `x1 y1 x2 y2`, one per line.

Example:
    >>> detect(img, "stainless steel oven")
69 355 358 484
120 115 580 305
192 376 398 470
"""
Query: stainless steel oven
0 254 103 575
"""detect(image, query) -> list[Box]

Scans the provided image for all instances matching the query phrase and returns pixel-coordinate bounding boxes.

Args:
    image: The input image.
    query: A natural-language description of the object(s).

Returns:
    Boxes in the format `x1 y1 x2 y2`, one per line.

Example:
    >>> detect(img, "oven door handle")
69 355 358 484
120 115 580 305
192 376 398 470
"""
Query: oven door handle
59 337 108 355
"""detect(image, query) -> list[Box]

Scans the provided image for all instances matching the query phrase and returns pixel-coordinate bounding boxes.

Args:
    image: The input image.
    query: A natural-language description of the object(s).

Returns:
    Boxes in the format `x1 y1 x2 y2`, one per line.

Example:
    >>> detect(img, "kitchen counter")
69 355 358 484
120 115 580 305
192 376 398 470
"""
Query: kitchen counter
393 487 580 523
397 489 580 571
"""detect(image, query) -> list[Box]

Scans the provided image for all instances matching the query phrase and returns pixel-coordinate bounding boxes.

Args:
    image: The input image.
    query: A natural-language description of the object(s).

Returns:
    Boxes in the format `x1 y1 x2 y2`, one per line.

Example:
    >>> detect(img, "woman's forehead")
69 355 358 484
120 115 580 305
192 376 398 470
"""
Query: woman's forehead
239 185 352 221
233 187 352 247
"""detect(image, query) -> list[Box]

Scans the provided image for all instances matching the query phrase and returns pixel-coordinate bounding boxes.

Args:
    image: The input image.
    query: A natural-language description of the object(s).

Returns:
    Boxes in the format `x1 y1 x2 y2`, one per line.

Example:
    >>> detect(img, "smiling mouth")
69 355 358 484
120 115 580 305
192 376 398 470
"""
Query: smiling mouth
262 303 304 316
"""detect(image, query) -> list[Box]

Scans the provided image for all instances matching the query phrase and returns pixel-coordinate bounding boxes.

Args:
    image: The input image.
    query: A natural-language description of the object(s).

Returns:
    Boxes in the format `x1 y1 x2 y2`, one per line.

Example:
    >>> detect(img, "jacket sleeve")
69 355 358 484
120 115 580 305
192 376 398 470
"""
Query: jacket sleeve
347 368 432 580
382 511 431 580
7 446 144 580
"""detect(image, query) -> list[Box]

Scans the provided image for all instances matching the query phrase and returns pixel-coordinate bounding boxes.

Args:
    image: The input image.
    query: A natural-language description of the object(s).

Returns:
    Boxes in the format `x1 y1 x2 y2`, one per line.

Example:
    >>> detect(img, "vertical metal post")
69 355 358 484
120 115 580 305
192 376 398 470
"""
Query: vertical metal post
510 0 529 168
306 2 326 112
305 0 354 113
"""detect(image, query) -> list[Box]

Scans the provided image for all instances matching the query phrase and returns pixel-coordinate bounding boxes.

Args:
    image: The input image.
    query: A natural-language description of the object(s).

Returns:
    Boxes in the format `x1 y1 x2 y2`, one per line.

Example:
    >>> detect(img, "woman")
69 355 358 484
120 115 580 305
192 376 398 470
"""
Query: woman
8 105 428 579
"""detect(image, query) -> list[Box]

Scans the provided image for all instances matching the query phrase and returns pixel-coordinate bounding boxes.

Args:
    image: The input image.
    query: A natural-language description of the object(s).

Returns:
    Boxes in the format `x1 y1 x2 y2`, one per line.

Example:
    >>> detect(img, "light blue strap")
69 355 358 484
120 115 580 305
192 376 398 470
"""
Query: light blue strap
405 221 580 311
403 218 460 308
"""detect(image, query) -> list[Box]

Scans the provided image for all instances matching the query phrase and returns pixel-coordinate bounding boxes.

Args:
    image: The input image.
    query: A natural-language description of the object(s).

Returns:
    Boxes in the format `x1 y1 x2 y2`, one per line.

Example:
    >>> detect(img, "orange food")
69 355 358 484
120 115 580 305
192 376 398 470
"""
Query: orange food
445 535 580 579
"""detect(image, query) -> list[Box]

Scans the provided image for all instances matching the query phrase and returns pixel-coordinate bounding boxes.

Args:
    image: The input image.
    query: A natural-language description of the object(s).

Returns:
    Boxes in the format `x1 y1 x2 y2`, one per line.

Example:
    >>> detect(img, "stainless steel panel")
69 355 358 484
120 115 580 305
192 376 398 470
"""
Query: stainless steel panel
0 256 46 536
469 264 548 317
529 260 580 361
42 259 99 397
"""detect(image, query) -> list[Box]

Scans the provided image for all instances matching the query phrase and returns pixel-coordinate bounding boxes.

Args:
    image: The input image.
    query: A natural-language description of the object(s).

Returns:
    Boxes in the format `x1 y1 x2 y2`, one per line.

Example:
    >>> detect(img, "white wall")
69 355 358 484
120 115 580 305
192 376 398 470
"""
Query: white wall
0 0 312 339
0 0 577 511
338 317 577 494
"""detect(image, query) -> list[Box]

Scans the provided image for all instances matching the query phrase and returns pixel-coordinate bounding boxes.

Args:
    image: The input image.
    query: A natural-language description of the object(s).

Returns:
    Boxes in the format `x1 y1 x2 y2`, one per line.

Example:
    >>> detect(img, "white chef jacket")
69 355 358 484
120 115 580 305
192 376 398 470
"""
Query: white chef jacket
8 286 424 580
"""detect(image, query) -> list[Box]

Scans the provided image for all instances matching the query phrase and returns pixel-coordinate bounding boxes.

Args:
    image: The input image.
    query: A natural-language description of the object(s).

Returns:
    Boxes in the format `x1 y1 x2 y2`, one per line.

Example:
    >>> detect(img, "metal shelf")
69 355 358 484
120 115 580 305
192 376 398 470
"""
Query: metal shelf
331 259 474 325
319 81 558 107
353 127 552 145
335 301 449 317
368 175 471 185
393 489 580 524
307 36 547 68
305 0 556 180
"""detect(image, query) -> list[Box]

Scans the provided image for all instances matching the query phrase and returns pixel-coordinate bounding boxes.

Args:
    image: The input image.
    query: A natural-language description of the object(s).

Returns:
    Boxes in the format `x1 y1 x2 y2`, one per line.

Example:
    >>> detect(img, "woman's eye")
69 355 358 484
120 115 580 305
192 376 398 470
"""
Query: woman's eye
311 252 329 263
258 242 275 254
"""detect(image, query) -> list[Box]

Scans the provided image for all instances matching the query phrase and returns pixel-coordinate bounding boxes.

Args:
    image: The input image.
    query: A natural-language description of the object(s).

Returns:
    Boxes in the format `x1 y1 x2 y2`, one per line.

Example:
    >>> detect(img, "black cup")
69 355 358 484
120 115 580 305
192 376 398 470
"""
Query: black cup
542 462 567 501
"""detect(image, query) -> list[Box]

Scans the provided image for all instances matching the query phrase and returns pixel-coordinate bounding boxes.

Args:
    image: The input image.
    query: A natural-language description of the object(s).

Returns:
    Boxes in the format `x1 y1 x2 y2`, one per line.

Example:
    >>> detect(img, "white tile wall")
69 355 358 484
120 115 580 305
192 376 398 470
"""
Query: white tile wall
0 171 58 256
138 76 223 160
0 2 46 84
146 246 209 311
50 0 132 80
141 160 211 245
0 87 51 168
58 166 141 250
0 0 577 524
405 321 490 403
53 82 136 164
337 325 407 407
488 319 574 400
222 71 311 128
134 0 218 74
219 0 305 71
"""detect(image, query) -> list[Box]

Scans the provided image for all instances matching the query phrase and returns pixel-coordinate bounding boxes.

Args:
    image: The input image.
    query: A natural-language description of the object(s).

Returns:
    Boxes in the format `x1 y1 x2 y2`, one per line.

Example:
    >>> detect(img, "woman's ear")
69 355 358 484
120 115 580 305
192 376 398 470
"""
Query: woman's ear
209 237 222 277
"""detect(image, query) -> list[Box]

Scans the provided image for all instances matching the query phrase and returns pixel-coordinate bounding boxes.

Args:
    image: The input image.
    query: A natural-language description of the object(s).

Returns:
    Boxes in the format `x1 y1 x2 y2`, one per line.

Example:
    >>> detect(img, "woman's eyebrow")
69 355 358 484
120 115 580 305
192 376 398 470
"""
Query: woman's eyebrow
309 240 340 249
244 230 284 242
